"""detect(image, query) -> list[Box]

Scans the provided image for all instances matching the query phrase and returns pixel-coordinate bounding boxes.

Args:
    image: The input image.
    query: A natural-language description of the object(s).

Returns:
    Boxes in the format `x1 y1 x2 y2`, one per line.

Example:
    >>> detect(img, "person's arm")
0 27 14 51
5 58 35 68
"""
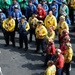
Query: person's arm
9 5 13 12
65 22 69 31
26 23 30 31
44 15 48 27
67 48 73 62
3 14 6 20
56 0 62 5
49 31 55 40
56 4 58 12
66 17 71 26
46 33 50 41
65 6 69 15
2 19 7 29
59 6 62 15
54 11 58 19
42 8 46 19
33 5 37 14
45 4 49 12
18 3 21 10
53 17 57 30
50 45 56 55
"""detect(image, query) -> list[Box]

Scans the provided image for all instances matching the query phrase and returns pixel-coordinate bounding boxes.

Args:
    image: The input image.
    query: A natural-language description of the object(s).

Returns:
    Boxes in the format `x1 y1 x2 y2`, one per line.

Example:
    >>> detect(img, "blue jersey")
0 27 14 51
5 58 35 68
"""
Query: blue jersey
25 4 36 18
9 2 21 12
11 10 22 22
19 21 28 35
0 13 6 28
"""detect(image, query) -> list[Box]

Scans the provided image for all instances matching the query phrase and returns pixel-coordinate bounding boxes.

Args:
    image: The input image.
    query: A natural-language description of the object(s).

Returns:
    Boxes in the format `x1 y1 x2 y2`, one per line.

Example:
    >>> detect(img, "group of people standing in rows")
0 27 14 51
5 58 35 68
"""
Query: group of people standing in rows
0 0 74 75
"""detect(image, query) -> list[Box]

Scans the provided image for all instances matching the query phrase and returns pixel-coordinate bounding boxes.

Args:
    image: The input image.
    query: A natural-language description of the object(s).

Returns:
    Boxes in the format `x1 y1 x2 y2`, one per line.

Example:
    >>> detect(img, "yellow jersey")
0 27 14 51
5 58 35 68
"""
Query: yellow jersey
2 18 15 32
45 65 56 75
44 15 57 30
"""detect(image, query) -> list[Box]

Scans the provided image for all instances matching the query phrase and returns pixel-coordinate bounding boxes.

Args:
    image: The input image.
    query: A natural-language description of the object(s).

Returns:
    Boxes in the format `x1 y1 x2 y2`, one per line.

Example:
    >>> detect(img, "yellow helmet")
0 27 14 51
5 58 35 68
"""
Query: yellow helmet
60 16 65 21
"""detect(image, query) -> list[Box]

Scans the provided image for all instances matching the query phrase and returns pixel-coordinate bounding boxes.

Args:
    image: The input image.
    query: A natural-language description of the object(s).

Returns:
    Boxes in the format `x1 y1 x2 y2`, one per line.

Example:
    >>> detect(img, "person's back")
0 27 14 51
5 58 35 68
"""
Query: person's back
25 1 36 19
58 16 69 35
45 60 56 75
9 0 21 12
63 43 73 75
2 17 15 32
45 65 56 75
46 27 55 41
59 2 69 16
42 1 49 15
64 44 73 63
44 11 57 30
36 4 46 20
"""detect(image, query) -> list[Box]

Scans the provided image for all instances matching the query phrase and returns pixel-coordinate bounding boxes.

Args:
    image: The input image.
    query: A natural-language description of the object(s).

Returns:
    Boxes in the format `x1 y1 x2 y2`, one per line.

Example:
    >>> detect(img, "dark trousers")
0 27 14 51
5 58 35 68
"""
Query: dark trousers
56 68 63 75
54 29 57 36
62 62 71 75
19 34 28 49
36 38 45 52
15 20 18 31
29 28 35 41
0 25 6 41
4 31 15 46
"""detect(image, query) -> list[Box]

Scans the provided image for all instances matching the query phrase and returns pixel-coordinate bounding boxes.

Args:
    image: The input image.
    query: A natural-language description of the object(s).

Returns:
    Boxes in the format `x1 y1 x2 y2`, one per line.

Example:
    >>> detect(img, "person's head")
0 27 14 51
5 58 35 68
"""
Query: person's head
8 14 12 20
52 6 56 11
21 15 26 23
38 4 42 8
62 1 66 6
14 5 18 11
62 29 69 36
63 36 70 43
56 49 61 56
48 39 54 45
32 14 36 18
52 0 56 4
47 60 54 66
37 20 44 26
29 0 32 5
48 11 53 17
59 15 65 22
0 9 2 14
42 0 46 4
13 0 17 4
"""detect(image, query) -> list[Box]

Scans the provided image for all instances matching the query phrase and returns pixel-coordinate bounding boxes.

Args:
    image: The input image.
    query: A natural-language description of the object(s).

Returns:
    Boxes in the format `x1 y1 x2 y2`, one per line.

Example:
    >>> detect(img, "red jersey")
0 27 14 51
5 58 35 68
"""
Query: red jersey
60 34 69 44
46 44 56 55
55 54 64 68
37 7 46 20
